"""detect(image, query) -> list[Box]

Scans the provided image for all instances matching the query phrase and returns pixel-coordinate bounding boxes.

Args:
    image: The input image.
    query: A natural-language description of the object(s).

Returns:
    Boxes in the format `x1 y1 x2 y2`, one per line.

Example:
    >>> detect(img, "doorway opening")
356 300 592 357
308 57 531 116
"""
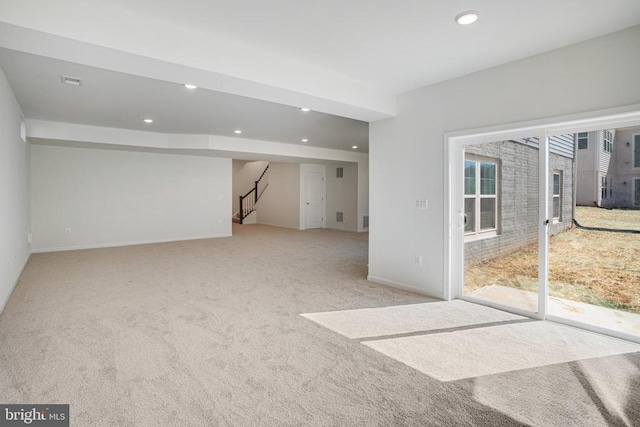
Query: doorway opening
447 108 640 343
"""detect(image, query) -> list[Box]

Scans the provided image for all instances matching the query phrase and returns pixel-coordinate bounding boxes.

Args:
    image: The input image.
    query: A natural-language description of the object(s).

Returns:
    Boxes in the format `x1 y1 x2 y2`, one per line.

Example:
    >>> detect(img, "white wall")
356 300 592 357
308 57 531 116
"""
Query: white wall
369 25 640 298
0 66 30 312
31 144 231 252
256 162 300 229
325 163 358 231
357 158 369 232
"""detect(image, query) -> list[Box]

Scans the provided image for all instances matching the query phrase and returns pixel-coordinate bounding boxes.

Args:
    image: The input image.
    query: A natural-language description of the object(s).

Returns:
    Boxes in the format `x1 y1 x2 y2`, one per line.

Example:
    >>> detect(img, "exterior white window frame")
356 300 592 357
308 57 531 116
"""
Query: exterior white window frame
634 133 640 170
603 130 613 153
463 154 499 241
577 132 589 149
552 171 562 222
444 106 640 344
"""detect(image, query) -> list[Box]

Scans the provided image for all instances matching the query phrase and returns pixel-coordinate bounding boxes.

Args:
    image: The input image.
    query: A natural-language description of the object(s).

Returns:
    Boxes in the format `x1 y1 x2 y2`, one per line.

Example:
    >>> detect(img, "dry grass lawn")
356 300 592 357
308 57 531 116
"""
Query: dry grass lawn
465 207 640 314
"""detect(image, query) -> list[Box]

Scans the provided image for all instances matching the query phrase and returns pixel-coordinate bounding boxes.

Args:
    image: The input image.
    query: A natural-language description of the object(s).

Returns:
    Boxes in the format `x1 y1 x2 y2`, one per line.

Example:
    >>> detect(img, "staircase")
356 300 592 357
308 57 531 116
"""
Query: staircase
236 164 269 224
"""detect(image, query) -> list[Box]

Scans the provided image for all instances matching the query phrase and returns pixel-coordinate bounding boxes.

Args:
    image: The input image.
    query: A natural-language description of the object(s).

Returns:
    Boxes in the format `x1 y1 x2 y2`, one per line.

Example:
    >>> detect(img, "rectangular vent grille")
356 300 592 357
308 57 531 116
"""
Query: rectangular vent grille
61 75 82 86
363 215 369 228
336 167 344 178
336 212 344 223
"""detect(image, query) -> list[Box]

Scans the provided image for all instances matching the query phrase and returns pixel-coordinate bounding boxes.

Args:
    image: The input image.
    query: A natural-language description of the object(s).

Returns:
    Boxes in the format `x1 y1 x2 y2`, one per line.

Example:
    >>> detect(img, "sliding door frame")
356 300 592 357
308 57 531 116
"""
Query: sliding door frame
444 106 640 342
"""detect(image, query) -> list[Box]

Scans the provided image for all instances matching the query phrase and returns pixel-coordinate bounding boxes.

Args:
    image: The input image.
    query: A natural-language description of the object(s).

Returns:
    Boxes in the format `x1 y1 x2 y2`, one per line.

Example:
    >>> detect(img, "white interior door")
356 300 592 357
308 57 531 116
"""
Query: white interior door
305 170 325 229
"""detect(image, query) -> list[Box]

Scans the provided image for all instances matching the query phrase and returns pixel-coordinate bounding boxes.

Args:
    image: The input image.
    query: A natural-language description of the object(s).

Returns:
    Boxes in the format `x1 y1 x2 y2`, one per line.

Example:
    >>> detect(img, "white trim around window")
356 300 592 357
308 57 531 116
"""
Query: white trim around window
634 134 640 169
464 155 499 241
577 132 588 150
552 171 562 222
603 130 613 153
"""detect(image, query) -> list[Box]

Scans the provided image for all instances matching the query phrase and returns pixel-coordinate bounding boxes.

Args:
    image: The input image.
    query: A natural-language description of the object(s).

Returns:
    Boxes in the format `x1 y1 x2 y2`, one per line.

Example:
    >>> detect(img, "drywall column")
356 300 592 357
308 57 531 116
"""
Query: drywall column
0 66 30 312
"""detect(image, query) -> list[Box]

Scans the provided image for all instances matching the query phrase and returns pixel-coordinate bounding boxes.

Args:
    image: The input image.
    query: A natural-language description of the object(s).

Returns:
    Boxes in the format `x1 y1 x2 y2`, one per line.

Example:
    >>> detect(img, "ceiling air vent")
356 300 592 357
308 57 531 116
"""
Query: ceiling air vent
61 76 82 86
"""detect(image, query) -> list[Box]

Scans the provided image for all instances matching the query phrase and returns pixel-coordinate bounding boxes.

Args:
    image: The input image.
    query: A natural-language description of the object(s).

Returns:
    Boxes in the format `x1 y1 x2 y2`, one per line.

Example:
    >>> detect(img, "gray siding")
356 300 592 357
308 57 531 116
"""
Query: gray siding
513 134 575 159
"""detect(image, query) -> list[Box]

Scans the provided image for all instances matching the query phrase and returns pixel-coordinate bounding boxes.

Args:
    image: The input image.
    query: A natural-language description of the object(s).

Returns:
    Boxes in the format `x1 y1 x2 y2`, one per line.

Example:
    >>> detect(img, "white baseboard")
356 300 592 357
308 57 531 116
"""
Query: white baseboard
0 252 31 315
31 233 233 253
255 222 301 231
367 275 443 300
325 226 359 232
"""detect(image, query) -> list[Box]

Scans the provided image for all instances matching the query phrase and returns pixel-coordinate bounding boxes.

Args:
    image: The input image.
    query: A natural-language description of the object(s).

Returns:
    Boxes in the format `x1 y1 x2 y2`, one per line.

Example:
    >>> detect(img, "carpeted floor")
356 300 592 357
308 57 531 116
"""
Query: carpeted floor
1 224 639 426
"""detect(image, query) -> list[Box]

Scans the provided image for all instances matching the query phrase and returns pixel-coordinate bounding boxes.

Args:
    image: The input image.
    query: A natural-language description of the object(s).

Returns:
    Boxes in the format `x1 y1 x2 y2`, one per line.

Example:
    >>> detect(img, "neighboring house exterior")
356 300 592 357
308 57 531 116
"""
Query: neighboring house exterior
464 136 574 265
576 126 640 208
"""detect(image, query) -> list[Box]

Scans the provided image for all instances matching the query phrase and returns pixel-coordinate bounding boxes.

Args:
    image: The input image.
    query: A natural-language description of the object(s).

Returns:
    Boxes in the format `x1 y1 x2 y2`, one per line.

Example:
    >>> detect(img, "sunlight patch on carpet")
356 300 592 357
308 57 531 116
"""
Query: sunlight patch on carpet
363 322 640 382
301 300 524 339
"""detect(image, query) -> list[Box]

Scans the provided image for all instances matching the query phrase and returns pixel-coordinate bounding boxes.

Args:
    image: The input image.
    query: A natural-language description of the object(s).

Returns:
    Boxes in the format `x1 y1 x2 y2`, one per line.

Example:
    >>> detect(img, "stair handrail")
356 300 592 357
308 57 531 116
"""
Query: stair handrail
238 164 269 224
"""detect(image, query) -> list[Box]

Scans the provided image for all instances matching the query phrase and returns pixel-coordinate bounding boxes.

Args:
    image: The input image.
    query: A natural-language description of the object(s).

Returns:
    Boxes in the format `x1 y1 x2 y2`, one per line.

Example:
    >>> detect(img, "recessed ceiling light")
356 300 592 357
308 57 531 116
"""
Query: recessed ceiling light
234 129 242 134
184 84 198 89
301 138 309 143
143 118 153 124
352 145 358 149
61 76 82 86
455 11 479 25
300 108 311 112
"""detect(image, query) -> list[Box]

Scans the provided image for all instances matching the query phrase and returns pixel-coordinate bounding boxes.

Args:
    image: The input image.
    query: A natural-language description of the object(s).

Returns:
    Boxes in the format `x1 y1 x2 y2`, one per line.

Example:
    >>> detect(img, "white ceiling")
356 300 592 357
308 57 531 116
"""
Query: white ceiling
1 0 639 153
0 48 369 152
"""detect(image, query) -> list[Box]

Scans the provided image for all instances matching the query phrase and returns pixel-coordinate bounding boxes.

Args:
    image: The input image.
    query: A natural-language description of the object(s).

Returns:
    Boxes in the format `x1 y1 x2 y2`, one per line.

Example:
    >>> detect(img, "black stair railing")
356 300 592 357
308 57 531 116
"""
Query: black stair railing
239 164 269 224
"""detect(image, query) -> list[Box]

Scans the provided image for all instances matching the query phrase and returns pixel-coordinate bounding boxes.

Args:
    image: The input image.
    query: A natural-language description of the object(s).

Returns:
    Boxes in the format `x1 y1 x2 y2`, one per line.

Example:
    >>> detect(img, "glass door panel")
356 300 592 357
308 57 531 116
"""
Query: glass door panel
462 138 540 314
547 128 640 338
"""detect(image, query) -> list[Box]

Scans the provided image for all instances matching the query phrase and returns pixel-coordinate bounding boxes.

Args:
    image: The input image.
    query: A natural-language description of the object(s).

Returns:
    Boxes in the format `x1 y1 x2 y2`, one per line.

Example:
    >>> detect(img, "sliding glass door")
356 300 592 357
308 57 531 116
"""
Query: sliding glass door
449 114 640 343
546 128 640 339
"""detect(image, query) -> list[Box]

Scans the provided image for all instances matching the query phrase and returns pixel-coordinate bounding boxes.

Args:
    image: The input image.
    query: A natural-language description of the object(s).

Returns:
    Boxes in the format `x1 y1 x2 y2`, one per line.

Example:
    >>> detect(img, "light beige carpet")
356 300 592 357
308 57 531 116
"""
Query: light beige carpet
363 321 640 382
301 300 525 339
1 224 639 426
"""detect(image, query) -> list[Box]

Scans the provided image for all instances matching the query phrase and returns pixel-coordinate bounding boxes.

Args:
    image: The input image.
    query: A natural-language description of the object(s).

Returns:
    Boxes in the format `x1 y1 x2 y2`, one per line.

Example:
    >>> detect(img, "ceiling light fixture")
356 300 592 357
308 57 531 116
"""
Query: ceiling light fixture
234 129 242 134
184 84 198 89
301 138 309 143
300 107 311 112
352 145 358 149
143 118 153 124
455 11 479 25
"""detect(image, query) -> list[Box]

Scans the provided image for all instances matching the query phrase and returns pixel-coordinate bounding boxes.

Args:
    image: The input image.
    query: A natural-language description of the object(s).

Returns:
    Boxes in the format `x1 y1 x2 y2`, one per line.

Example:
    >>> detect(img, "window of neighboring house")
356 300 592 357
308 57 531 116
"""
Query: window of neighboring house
603 130 613 153
634 134 640 168
553 172 562 222
577 132 588 149
601 176 611 200
464 156 498 239
635 178 640 206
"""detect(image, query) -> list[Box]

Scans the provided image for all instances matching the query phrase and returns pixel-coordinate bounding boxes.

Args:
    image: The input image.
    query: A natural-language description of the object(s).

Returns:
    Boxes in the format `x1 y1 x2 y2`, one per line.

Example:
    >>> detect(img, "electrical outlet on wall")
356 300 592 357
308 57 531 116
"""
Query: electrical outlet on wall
65 227 71 234
415 255 423 265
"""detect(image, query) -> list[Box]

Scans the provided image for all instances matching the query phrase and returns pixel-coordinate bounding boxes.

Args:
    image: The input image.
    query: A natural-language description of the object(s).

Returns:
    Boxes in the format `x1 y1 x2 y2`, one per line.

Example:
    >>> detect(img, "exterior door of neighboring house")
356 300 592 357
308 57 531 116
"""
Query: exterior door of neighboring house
305 168 325 229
